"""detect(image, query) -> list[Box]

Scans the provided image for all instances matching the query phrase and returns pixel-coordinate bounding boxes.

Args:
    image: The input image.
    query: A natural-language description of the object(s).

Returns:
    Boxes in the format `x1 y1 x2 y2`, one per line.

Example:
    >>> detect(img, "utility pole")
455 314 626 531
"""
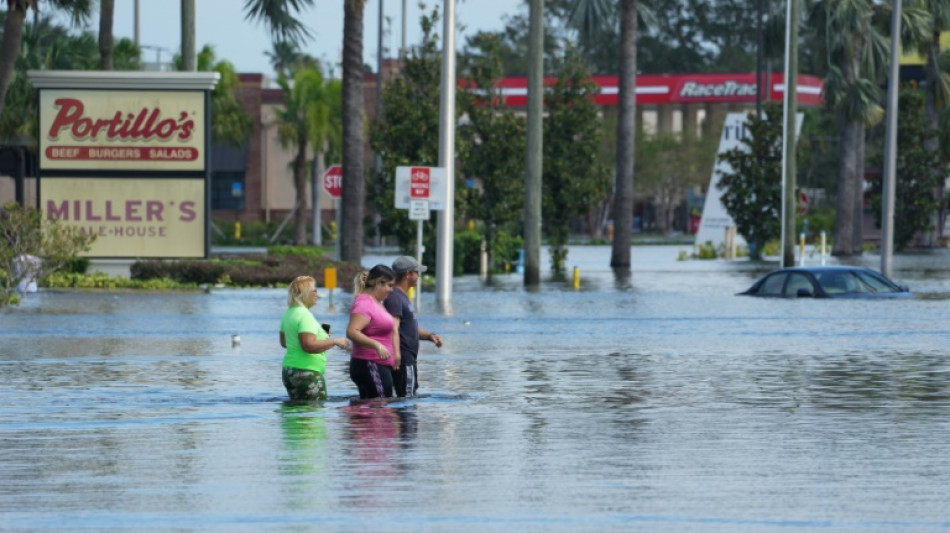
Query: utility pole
781 0 799 268
524 0 544 286
756 0 764 118
436 0 457 307
181 0 196 71
881 0 902 277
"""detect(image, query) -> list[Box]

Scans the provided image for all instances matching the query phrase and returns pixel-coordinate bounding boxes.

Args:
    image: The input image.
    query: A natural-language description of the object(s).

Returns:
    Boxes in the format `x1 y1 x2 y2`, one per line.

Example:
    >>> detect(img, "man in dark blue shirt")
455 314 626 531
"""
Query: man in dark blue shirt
384 256 443 397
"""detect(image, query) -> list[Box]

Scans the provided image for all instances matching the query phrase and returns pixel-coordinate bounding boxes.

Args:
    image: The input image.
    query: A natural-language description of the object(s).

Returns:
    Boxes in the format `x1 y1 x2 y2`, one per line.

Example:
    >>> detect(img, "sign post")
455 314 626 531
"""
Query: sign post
396 166 445 312
408 168 430 311
323 165 342 259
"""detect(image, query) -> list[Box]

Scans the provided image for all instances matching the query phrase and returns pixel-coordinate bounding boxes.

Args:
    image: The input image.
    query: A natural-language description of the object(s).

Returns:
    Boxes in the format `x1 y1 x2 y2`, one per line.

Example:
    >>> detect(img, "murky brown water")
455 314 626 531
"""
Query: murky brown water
2 246 949 532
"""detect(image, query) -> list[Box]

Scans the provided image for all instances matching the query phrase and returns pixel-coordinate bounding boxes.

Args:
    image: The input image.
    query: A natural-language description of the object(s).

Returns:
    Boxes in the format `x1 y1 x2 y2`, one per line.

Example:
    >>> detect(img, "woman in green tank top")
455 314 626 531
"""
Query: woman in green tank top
280 275 350 401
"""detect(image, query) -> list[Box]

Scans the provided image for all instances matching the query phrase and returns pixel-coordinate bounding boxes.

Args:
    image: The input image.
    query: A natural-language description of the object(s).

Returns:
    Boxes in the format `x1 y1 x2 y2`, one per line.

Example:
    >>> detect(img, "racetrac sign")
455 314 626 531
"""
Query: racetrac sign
39 90 206 171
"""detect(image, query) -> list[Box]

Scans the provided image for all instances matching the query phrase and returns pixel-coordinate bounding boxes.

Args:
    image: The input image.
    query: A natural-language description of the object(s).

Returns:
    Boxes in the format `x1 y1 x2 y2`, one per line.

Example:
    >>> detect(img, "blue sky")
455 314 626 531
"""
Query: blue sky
79 0 525 77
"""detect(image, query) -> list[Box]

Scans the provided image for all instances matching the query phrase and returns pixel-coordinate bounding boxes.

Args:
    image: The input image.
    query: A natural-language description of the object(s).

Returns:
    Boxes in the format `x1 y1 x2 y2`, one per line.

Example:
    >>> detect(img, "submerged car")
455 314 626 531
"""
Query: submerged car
740 266 911 298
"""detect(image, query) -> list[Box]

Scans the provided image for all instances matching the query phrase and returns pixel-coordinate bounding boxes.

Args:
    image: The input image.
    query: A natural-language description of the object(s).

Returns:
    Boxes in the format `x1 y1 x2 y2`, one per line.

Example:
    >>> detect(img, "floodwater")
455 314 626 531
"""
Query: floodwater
2 245 950 532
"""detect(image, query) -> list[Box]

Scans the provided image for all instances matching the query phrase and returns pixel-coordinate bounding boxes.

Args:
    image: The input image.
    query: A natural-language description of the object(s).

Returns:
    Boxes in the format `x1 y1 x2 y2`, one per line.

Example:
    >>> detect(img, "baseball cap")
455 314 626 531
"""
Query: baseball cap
392 255 428 274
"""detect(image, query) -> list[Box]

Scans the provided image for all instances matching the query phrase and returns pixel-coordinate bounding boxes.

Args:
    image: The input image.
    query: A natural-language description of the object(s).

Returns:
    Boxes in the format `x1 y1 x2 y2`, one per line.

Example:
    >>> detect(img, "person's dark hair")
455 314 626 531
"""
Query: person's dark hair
353 264 396 293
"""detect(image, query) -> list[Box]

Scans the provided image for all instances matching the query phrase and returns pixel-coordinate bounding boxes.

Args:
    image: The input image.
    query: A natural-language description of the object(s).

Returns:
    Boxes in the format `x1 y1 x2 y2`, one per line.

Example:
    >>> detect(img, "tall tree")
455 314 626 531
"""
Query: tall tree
542 45 609 274
915 0 950 242
368 7 443 252
275 65 342 244
806 0 928 256
568 0 637 269
717 103 785 260
458 33 527 279
0 0 92 117
341 0 367 263
98 0 113 69
869 88 946 250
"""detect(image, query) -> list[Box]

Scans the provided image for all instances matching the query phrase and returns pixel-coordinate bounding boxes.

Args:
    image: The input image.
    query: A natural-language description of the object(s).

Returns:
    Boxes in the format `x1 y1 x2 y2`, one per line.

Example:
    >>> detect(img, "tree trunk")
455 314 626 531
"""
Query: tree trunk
0 4 28 118
850 122 865 254
99 0 115 70
341 0 366 263
610 0 637 270
293 139 308 245
833 120 858 256
523 0 543 286
924 32 942 244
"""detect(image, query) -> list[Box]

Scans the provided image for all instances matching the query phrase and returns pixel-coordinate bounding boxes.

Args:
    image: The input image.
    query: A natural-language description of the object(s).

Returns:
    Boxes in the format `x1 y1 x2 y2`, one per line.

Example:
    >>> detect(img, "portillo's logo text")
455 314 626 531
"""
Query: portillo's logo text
678 81 757 99
48 98 195 141
44 98 198 162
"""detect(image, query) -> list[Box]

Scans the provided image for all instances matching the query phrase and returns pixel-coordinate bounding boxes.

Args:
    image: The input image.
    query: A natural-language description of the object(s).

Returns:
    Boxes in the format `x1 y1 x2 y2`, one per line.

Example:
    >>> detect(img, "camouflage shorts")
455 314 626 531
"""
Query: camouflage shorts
282 366 327 401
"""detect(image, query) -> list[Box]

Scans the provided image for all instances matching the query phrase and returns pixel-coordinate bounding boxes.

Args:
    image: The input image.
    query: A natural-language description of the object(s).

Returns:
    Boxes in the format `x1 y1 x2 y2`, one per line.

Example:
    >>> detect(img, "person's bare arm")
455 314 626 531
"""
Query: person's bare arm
298 332 349 353
418 327 443 348
391 317 401 370
280 331 286 348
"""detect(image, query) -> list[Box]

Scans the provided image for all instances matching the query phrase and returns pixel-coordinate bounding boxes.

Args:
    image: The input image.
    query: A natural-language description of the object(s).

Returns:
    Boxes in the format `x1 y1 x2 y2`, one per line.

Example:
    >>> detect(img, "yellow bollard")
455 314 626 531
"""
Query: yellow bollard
573 266 580 289
324 267 337 310
799 233 806 266
234 222 241 239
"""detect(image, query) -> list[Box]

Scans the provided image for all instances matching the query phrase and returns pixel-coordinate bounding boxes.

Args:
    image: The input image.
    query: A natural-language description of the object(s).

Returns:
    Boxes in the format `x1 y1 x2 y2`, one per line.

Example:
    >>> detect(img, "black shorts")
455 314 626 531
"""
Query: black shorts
349 358 393 399
393 353 418 398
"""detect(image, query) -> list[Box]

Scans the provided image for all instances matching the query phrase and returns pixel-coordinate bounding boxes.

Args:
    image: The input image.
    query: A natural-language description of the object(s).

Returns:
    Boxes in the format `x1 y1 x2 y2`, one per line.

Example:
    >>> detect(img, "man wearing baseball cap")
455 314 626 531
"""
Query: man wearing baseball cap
383 256 443 397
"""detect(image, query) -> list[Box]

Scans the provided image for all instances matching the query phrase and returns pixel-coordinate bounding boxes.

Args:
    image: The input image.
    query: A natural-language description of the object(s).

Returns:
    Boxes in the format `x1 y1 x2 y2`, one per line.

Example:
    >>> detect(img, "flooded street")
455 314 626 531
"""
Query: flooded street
2 245 949 532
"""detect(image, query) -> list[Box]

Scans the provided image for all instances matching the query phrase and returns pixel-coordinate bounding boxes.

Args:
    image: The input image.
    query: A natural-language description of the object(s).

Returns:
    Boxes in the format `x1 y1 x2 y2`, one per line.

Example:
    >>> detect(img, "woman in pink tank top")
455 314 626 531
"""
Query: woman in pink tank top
345 264 397 399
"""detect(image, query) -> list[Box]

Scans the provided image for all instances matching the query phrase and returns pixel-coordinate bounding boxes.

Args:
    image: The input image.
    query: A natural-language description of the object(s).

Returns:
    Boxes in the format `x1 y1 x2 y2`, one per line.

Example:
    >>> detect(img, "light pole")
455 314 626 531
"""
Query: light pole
881 0 901 277
436 0 457 308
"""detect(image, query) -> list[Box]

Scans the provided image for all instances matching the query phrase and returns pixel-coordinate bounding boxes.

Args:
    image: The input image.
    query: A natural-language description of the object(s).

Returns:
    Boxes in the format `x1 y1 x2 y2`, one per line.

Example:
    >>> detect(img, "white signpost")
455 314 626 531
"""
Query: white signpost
323 165 342 259
395 166 446 311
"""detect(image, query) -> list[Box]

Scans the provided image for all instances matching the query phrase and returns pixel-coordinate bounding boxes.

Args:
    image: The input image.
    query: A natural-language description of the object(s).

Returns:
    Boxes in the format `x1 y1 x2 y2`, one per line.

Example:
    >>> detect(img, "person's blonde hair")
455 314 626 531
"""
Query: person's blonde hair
352 264 395 293
287 275 315 307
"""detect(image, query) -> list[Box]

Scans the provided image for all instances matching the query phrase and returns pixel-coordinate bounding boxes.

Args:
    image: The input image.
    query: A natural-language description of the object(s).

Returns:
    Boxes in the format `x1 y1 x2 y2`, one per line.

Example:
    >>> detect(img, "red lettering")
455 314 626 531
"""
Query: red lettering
46 200 69 220
179 201 196 222
85 200 101 221
126 201 142 222
48 98 84 140
46 98 196 142
146 201 164 221
105 201 121 221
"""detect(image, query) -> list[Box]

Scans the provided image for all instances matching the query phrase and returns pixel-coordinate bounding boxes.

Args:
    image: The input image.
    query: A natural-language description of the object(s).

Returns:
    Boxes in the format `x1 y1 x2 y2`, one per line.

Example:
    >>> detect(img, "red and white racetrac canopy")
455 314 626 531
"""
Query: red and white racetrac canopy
489 73 823 107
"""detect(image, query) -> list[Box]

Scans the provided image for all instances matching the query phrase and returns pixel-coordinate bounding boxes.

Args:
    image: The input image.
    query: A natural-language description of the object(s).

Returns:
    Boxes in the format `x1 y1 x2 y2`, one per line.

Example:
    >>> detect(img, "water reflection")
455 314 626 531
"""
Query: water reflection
3 246 950 530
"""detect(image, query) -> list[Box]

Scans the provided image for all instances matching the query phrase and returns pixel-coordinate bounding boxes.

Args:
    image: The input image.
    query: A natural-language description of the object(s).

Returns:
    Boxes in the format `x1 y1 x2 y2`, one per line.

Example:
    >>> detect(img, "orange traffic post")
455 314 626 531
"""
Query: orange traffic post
324 267 337 310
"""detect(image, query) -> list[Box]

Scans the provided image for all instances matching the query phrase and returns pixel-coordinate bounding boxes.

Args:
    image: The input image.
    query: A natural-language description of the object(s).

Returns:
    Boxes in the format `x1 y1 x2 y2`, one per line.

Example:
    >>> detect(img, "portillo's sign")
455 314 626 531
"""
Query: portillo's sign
29 71 219 259
39 89 206 171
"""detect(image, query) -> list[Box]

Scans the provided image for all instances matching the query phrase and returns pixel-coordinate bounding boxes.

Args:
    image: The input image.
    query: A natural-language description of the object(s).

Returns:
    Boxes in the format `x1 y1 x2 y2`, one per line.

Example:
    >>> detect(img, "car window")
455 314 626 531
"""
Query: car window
854 270 899 293
784 273 813 297
758 273 787 296
816 271 854 294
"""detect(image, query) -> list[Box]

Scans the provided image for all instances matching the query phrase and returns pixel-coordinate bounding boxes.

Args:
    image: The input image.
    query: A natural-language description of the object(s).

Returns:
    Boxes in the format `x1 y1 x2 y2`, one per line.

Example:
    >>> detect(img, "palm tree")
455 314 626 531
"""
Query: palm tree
0 0 91 117
341 0 367 264
568 0 638 270
917 0 950 242
275 65 343 244
808 1 929 256
98 0 113 69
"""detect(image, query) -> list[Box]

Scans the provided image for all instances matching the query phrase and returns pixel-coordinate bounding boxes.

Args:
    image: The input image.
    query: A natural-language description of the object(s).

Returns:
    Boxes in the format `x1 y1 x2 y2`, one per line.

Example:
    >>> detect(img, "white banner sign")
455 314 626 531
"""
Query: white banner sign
695 111 802 250
395 166 447 210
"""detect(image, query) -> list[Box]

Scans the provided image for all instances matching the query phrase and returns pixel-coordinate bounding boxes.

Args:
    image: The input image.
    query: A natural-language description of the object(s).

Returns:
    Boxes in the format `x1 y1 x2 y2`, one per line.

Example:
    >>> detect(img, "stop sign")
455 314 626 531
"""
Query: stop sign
799 190 809 214
323 165 342 198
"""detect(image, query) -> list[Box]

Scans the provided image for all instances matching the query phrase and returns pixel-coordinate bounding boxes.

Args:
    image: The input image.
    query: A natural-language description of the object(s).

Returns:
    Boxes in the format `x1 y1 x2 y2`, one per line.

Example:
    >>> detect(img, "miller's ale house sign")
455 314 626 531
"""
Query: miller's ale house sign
39 89 206 171
29 71 218 259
